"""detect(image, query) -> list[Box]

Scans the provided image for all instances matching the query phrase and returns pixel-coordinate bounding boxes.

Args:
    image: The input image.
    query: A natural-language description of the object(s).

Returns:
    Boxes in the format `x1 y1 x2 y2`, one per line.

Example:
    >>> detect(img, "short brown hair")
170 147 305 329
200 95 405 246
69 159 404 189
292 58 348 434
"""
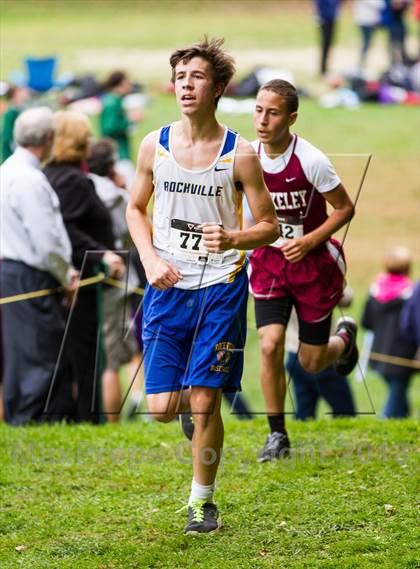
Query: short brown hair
102 70 128 92
87 138 117 177
384 246 412 275
169 37 235 106
258 79 299 114
51 111 92 162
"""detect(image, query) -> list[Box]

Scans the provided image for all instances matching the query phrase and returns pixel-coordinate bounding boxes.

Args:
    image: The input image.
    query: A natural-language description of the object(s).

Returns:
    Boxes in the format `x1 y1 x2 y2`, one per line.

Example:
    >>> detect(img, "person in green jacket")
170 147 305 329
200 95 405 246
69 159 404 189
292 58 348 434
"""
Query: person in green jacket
99 71 133 161
1 86 30 163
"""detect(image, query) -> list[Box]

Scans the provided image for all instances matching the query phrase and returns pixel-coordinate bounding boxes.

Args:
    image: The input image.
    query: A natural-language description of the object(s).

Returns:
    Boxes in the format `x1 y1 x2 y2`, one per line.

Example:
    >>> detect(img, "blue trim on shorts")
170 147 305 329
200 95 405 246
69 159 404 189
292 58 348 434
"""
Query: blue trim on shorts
142 269 248 394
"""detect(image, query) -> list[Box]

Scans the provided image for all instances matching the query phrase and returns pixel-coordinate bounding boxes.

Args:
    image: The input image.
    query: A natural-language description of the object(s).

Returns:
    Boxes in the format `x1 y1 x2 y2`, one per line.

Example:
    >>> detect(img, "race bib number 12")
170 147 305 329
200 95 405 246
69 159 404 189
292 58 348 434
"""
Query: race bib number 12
271 215 304 248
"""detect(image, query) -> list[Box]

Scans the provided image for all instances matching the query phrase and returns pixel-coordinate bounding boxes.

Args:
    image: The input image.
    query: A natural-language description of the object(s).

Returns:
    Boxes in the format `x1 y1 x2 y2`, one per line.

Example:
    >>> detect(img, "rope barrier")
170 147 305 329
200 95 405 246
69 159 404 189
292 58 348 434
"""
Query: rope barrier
103 276 145 297
369 352 420 370
0 273 146 306
0 273 106 305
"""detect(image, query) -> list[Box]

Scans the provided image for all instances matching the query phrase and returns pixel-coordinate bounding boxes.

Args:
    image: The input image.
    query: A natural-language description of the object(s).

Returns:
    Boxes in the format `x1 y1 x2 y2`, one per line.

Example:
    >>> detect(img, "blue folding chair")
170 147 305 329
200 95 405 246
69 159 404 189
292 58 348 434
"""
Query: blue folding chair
24 57 57 92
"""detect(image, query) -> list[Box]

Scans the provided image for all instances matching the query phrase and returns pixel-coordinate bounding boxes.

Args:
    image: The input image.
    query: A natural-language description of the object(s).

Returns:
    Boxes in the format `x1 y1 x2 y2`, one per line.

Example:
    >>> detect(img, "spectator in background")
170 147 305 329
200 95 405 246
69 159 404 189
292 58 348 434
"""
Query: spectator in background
100 71 137 186
361 246 416 418
44 111 125 424
286 288 356 420
87 138 143 422
314 0 343 76
353 0 386 72
1 85 30 162
0 107 78 425
386 0 412 65
400 281 420 349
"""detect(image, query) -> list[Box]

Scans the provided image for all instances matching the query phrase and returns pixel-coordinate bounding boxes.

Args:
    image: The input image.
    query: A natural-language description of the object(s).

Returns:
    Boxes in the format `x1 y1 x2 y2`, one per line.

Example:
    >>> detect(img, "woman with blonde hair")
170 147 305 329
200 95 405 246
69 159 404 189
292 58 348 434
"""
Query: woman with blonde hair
45 111 125 424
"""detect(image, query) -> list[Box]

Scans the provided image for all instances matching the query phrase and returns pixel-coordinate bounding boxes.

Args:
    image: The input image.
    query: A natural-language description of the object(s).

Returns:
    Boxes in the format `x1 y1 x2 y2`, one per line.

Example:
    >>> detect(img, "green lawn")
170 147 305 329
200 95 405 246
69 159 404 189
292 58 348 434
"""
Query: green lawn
1 419 419 568
1 2 419 567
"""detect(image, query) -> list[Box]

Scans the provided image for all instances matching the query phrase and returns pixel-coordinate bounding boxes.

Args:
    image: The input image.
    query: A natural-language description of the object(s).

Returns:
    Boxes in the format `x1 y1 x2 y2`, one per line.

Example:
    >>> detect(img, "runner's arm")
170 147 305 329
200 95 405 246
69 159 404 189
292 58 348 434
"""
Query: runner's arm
202 139 279 252
281 183 354 263
126 132 182 289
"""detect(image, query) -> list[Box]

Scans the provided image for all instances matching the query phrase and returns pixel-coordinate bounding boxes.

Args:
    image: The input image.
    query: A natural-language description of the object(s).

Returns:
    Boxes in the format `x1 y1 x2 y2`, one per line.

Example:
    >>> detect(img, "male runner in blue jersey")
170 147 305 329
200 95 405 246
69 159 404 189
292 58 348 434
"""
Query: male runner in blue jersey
127 38 279 534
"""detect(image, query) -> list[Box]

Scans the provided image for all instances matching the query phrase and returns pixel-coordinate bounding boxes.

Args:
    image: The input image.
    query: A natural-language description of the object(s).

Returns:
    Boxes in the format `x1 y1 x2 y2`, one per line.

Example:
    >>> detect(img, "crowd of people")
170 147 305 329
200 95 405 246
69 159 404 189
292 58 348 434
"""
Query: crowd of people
314 0 418 76
0 106 142 425
0 35 418 534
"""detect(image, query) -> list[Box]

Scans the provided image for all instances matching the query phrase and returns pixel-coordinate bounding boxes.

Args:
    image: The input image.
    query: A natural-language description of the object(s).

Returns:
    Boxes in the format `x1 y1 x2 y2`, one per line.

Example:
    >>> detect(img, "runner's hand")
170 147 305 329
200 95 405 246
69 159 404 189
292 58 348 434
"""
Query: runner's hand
143 256 182 290
200 223 233 252
280 236 313 263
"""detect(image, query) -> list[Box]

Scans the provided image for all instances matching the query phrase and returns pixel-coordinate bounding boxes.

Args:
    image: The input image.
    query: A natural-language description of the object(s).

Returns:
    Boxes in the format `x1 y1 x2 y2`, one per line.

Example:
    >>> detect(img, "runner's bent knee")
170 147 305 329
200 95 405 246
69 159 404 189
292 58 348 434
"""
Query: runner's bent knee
146 392 180 422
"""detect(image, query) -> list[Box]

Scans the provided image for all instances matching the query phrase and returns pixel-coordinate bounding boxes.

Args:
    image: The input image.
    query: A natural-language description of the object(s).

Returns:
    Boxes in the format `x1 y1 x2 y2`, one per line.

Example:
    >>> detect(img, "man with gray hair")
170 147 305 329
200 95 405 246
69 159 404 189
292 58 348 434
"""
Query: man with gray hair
0 106 78 425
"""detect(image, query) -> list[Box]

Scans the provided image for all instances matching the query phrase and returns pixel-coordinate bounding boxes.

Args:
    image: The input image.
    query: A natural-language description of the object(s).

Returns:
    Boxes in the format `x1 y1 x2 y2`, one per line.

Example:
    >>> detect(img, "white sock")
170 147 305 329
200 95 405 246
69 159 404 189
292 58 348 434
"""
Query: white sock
131 392 143 405
188 478 215 505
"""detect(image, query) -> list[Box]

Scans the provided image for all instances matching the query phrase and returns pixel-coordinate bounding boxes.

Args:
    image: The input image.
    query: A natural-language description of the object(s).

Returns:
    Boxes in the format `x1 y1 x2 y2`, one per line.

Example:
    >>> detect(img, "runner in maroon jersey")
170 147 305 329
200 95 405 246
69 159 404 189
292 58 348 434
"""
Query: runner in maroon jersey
249 79 359 463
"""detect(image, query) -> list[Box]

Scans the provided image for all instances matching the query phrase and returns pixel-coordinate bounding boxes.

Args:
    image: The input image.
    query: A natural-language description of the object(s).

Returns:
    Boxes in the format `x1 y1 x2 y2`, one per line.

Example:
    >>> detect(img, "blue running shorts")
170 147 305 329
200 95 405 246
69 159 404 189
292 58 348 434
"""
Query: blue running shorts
142 268 248 394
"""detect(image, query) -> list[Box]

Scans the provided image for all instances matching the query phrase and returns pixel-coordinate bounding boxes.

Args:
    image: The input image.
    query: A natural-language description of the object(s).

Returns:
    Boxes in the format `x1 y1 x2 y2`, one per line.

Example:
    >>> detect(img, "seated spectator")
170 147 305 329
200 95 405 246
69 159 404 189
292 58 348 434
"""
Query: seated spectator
361 246 416 418
0 107 78 425
87 138 143 421
44 111 125 424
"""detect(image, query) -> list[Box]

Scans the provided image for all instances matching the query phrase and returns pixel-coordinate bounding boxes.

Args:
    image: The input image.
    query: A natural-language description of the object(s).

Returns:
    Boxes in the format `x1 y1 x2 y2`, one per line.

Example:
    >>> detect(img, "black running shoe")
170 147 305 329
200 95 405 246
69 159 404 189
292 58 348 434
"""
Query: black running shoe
184 501 222 534
126 399 139 421
257 432 291 463
335 316 359 376
180 412 194 441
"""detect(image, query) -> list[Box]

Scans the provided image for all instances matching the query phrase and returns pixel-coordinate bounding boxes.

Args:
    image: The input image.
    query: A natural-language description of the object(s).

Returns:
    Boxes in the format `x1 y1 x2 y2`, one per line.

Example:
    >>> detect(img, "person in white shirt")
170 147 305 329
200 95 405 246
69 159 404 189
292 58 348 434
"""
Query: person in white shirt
353 0 386 71
0 107 78 425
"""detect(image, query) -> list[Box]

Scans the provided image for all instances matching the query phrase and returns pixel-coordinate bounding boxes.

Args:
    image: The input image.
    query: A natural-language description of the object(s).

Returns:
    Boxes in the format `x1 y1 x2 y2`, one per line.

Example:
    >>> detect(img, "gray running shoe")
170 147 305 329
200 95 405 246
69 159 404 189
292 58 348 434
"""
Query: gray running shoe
257 432 291 463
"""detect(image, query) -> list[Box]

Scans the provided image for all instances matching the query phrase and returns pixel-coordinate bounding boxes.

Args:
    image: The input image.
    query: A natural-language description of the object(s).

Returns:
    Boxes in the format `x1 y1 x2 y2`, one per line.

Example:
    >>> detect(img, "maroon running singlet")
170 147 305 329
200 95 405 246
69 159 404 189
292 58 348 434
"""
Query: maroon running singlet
249 135 346 323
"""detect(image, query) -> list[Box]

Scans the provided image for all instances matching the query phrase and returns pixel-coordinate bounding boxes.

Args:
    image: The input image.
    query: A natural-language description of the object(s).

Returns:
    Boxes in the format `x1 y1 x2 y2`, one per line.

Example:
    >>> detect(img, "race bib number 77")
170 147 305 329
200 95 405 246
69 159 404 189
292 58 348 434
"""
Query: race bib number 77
169 218 223 264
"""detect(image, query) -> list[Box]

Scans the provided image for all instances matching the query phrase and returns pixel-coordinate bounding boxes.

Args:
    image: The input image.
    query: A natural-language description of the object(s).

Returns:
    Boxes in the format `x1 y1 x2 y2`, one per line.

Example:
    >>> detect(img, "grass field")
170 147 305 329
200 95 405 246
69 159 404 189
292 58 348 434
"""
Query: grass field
1 2 419 567
1 419 419 568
